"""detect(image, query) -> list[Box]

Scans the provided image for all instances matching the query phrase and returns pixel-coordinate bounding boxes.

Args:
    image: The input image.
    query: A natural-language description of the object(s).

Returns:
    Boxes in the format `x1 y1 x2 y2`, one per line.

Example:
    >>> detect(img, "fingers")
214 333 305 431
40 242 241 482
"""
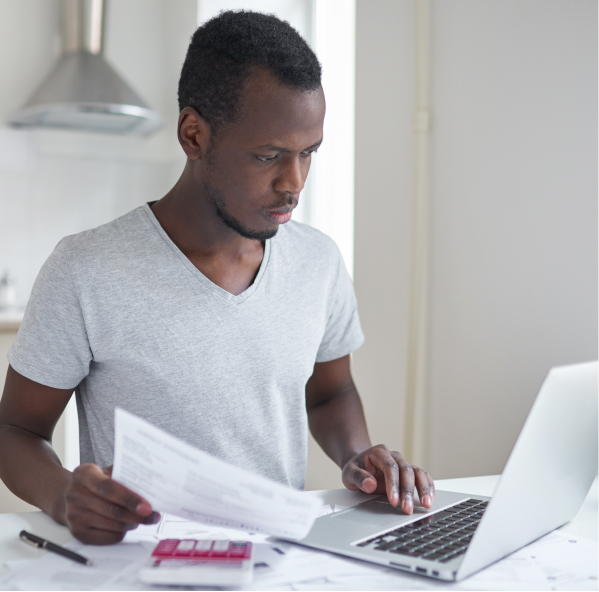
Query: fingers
341 447 435 516
342 463 378 494
71 507 138 536
412 466 435 509
390 454 435 512
73 464 153 516
85 494 159 526
343 445 400 506
364 446 400 507
391 452 415 513
70 520 130 546
64 463 159 545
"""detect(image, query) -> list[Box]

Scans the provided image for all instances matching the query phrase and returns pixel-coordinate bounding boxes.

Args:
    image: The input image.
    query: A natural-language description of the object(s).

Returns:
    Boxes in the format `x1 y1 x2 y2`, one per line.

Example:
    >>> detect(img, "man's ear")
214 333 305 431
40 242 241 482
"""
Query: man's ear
178 107 211 160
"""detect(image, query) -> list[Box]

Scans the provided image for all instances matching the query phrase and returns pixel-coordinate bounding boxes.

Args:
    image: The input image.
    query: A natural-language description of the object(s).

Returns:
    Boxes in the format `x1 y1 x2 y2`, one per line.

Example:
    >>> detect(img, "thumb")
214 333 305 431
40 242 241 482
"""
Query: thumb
343 464 377 494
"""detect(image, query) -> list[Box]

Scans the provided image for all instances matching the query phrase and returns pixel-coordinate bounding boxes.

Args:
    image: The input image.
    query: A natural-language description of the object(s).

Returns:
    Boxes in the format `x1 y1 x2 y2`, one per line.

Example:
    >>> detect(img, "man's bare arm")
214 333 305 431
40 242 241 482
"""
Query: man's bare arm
305 355 371 469
305 355 434 513
0 366 158 544
0 366 73 519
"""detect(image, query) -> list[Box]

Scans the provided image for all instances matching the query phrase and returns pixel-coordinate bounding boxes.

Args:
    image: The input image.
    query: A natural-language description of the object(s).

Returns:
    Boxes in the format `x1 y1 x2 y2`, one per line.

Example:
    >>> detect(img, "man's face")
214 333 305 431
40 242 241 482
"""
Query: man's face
199 70 326 240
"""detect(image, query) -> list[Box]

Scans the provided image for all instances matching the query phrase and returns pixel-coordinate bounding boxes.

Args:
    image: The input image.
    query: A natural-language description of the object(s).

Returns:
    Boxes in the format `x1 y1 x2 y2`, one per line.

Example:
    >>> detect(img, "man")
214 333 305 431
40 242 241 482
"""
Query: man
0 11 434 545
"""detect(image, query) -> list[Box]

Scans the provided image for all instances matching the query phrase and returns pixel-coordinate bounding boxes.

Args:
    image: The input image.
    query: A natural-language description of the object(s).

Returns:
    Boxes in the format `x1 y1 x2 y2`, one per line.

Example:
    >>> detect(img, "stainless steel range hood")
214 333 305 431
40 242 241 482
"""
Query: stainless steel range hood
10 0 161 135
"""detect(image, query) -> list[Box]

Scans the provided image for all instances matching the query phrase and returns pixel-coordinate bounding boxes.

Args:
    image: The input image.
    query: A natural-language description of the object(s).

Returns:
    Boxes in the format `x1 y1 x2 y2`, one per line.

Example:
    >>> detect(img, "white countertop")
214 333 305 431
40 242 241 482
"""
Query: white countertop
0 475 596 581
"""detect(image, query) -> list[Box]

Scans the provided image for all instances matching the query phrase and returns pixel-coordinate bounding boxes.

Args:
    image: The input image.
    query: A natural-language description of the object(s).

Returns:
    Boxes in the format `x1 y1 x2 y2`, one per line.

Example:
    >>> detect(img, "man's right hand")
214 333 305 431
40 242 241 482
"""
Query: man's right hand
0 367 161 544
62 464 159 545
0 368 159 544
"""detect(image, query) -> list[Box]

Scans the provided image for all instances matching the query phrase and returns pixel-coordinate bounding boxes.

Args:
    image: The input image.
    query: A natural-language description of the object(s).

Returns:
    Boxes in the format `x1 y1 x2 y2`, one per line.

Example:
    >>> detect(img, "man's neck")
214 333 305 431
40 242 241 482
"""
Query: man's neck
151 171 265 296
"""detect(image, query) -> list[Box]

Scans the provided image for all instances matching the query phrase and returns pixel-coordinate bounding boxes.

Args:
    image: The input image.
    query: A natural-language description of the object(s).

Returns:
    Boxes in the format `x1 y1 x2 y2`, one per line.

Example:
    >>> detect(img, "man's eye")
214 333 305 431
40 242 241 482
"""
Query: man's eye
256 155 278 162
301 150 318 158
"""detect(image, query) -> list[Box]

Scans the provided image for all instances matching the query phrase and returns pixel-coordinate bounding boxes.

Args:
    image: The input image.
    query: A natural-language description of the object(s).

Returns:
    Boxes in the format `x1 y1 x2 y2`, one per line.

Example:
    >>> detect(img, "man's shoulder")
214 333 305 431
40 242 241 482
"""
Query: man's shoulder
55 205 151 264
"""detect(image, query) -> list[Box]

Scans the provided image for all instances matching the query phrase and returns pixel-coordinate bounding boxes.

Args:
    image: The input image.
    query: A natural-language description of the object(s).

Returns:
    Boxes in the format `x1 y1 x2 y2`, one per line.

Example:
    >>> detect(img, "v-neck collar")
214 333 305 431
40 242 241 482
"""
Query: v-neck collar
142 203 271 305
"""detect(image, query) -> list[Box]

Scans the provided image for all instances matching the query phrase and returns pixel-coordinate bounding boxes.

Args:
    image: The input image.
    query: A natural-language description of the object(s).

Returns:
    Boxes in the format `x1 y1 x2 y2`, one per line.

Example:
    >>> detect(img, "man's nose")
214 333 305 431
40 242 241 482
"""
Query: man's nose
273 156 305 196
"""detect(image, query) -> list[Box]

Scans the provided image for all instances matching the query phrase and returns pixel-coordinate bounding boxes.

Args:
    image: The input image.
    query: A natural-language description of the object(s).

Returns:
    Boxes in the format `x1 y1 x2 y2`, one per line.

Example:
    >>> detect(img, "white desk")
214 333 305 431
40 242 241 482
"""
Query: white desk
0 475 596 588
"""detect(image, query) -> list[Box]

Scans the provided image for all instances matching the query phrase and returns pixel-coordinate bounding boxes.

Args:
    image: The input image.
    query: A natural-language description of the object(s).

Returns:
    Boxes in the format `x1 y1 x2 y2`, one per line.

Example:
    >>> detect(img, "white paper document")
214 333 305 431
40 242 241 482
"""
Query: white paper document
0 518 596 591
0 541 152 591
111 408 320 540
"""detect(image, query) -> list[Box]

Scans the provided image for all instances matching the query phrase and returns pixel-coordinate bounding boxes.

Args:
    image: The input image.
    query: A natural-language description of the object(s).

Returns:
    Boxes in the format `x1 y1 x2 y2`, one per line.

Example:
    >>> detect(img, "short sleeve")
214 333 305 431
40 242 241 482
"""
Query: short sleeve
8 239 92 389
315 250 364 363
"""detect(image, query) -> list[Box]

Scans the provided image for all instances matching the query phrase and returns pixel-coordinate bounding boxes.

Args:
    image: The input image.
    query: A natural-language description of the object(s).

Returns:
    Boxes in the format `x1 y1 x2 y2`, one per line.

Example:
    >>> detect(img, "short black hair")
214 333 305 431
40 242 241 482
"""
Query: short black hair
178 10 321 136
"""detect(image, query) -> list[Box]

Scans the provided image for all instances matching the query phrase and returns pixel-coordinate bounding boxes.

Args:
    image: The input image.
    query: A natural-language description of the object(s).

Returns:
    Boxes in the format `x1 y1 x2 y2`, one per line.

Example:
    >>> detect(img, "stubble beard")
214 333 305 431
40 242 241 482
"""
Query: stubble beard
205 181 279 241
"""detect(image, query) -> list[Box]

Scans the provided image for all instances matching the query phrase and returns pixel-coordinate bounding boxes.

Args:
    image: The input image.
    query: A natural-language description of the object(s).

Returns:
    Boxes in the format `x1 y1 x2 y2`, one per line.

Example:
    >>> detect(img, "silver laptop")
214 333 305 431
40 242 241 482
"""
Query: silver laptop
296 361 598 582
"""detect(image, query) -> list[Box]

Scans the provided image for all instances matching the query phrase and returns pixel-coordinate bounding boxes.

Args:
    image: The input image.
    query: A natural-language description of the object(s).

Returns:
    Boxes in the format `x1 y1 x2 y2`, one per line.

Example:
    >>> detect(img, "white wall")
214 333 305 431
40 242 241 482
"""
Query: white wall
309 0 356 277
352 0 415 470
427 0 598 478
353 0 597 480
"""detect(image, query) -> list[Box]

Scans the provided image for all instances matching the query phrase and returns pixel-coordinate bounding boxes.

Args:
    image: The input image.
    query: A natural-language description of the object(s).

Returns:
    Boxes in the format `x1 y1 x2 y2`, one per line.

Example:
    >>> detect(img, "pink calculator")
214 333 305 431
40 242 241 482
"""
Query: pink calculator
139 539 254 586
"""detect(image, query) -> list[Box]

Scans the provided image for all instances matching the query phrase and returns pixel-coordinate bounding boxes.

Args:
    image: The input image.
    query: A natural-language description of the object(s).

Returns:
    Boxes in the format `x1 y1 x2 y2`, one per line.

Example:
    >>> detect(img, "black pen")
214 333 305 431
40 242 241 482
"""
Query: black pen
19 530 93 566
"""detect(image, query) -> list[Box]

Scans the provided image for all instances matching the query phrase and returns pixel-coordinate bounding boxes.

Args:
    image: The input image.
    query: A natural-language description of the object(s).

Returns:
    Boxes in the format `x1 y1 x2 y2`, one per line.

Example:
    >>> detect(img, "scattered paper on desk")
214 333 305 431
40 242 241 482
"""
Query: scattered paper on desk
0 523 596 591
295 530 598 592
0 541 151 591
124 512 273 547
112 408 320 540
459 530 598 591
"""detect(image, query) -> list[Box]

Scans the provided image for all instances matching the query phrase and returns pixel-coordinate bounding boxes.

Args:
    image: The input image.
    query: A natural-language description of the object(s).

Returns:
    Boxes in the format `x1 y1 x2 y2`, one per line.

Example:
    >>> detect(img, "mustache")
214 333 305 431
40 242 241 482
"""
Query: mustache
266 196 298 211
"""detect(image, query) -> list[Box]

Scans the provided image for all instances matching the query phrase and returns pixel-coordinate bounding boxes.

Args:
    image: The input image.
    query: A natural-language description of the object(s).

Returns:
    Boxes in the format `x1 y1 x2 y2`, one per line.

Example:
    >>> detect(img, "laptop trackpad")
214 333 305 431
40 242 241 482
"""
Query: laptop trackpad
331 500 427 527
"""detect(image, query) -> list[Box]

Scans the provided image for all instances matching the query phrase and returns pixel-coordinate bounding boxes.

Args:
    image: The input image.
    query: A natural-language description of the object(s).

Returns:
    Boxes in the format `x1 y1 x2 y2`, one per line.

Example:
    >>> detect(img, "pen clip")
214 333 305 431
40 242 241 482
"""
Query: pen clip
19 531 42 549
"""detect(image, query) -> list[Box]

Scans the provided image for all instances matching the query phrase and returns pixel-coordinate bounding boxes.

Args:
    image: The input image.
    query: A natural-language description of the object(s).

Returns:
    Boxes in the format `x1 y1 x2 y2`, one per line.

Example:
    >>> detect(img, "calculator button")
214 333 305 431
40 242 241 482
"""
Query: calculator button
156 540 177 550
195 540 213 551
190 540 213 557
152 539 178 558
211 540 230 555
175 540 196 555
229 542 248 557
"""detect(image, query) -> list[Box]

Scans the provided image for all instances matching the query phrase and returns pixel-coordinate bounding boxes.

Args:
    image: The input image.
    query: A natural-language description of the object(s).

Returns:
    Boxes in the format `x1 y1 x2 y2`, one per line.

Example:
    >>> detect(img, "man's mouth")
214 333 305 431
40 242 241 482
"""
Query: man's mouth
266 205 295 225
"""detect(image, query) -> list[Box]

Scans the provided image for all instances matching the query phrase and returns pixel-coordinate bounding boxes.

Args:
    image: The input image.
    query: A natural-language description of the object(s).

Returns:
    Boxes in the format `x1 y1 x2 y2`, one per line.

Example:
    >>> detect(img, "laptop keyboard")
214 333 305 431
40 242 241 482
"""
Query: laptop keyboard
356 498 488 563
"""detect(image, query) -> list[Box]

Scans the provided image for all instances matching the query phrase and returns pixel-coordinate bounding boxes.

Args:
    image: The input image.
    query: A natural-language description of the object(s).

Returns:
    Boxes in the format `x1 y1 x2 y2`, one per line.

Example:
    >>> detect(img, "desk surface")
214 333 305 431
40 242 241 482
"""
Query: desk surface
0 475 596 582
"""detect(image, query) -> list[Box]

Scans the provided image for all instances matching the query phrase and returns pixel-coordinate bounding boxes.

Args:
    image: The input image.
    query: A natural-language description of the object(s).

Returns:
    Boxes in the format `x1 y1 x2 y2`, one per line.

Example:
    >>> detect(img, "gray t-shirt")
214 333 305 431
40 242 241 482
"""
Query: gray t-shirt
8 204 364 489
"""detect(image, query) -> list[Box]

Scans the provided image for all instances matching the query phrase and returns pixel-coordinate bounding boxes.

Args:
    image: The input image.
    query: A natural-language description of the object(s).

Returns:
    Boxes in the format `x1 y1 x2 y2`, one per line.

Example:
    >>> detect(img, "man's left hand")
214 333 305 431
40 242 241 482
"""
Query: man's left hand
342 445 434 514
